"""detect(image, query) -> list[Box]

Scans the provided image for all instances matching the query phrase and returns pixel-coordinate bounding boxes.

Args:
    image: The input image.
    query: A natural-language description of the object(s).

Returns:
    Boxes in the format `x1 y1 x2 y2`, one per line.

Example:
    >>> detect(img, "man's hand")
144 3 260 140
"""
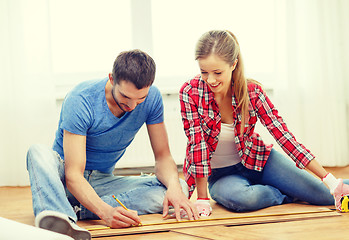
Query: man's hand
162 187 199 221
195 198 212 217
102 206 142 228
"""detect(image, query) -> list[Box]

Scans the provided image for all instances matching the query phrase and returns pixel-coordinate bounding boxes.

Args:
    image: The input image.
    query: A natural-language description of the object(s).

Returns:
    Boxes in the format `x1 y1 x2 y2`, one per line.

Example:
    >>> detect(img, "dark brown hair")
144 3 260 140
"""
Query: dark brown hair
112 49 156 89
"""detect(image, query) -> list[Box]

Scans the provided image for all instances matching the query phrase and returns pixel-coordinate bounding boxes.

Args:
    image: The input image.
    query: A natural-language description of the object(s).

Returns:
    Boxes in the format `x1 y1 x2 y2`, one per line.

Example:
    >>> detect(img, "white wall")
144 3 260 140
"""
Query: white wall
1 0 349 187
0 0 57 186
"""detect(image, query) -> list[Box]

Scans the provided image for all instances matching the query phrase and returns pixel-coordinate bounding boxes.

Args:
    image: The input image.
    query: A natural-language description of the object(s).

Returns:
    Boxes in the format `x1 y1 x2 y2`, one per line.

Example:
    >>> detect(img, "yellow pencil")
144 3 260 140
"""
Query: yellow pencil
86 196 142 231
112 195 142 226
86 226 110 231
112 195 128 210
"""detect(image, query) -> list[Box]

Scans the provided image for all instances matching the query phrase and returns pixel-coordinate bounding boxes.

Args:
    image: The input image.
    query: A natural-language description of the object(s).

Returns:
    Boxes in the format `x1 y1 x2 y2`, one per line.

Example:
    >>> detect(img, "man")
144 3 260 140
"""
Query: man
26 49 198 240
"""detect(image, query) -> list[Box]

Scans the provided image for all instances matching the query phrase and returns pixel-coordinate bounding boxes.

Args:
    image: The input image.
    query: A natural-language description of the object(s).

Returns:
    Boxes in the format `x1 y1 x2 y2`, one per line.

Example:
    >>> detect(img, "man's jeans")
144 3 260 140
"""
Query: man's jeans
26 144 188 221
208 148 349 212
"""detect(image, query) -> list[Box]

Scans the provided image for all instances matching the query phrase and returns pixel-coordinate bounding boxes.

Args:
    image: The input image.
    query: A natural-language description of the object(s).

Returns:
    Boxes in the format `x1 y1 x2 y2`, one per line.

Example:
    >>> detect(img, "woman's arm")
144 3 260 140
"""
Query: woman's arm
195 176 212 216
196 177 209 198
253 84 315 169
306 159 342 193
251 84 349 211
179 81 212 197
305 159 327 179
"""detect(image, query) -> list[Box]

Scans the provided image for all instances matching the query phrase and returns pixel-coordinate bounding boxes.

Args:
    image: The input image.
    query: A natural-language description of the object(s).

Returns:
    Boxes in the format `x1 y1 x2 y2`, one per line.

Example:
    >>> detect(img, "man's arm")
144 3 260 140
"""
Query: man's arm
63 130 141 228
146 123 199 221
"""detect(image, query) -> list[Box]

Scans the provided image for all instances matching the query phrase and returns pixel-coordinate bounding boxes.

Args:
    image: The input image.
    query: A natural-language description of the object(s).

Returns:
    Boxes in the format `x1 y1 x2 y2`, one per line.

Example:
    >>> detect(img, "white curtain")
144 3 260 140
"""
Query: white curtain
273 0 349 166
0 0 57 186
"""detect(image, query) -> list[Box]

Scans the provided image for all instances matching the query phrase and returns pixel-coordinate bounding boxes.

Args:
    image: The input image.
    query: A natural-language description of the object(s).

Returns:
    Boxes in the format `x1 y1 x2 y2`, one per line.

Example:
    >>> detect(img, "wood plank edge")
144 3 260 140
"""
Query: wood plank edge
90 211 340 237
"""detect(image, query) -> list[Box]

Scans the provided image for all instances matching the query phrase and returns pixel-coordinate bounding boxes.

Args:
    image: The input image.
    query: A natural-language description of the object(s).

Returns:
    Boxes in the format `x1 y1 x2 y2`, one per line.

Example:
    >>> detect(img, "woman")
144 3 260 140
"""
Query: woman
179 30 349 216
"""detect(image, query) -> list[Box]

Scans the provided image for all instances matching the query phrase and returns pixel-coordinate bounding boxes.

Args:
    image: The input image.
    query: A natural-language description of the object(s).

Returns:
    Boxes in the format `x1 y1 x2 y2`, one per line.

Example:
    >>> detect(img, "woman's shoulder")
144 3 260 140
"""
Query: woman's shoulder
180 74 202 93
247 79 264 97
247 78 262 90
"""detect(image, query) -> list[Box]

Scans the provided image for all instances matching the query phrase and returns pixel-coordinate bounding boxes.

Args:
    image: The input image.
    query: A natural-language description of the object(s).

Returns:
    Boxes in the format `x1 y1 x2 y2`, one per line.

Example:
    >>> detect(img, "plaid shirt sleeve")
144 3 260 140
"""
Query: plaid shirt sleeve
179 83 211 179
252 84 315 168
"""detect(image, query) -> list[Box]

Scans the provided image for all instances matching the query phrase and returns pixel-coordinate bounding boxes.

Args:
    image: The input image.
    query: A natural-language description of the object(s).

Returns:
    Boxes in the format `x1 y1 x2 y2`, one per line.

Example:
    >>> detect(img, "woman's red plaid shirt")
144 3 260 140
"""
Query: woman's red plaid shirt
179 75 315 197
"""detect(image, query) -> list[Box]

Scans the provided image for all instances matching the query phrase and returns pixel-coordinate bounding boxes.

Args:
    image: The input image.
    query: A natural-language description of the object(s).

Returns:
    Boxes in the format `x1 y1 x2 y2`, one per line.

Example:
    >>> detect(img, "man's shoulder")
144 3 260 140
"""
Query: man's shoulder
149 85 160 95
144 85 162 103
63 78 107 107
69 77 107 96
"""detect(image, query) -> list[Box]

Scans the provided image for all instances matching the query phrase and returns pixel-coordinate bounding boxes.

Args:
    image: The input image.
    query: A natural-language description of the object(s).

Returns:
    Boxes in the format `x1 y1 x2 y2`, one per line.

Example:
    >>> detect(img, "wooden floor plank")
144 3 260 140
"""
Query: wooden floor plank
173 226 263 240
80 204 339 237
172 215 349 240
0 186 34 225
87 211 340 238
96 231 209 240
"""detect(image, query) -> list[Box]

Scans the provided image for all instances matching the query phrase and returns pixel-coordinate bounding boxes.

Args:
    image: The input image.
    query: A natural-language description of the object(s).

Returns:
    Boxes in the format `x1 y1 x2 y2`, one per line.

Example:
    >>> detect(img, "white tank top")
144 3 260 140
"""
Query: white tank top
210 123 241 169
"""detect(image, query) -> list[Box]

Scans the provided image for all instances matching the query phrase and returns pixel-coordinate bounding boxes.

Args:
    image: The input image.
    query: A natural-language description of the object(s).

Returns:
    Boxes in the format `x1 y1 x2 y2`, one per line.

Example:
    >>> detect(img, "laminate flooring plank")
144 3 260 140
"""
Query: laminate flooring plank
79 202 334 229
82 207 339 237
172 214 349 240
95 231 210 240
173 226 261 240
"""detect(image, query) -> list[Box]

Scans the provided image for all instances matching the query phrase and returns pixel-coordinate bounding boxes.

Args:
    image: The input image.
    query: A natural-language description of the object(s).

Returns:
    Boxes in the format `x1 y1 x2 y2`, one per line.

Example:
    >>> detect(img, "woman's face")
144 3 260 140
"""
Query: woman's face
198 54 237 94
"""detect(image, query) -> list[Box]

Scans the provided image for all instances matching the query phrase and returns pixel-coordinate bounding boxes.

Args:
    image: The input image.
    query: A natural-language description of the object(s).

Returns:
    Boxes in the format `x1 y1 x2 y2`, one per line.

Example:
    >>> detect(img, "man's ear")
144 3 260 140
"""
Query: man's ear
108 73 114 85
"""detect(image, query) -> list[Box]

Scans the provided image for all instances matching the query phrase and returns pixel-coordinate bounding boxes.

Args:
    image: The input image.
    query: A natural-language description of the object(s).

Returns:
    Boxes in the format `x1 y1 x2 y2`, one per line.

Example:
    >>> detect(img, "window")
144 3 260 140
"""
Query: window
49 0 132 97
50 0 284 97
151 0 280 91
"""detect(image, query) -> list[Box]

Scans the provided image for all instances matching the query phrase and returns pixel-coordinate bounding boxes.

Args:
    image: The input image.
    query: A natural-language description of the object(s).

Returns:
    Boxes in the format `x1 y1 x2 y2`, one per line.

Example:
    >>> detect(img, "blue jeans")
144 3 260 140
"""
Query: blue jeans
208 149 348 212
26 144 188 221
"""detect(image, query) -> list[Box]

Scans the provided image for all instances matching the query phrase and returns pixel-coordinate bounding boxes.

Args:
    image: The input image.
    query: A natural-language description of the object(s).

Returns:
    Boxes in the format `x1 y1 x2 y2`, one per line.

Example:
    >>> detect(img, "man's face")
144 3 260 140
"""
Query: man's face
111 80 149 112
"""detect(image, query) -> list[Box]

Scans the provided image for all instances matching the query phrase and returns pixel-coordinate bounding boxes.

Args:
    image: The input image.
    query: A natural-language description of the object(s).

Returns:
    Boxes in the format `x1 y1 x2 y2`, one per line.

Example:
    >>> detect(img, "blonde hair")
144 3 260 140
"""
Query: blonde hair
195 30 255 134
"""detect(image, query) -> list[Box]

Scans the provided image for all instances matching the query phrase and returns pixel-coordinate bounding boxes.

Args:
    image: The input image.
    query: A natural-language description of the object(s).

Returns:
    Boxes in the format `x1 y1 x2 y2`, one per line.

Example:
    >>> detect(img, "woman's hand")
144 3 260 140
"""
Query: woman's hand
194 198 212 216
332 179 349 211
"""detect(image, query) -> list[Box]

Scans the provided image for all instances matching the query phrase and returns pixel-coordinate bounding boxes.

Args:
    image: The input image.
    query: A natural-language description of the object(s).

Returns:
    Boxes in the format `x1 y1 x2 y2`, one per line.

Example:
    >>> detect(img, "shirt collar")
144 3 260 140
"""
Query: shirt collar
199 76 239 108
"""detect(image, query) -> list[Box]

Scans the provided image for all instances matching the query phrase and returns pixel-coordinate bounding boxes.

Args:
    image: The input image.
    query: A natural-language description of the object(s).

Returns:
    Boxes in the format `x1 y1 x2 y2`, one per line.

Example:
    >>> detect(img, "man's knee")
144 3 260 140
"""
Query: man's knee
137 188 166 215
26 144 60 171
26 144 44 169
179 179 189 198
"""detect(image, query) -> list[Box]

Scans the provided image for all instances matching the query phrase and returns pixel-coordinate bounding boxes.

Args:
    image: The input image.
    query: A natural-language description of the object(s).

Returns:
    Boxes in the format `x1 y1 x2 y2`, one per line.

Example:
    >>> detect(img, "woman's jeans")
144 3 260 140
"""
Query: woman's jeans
208 148 349 212
26 144 188 221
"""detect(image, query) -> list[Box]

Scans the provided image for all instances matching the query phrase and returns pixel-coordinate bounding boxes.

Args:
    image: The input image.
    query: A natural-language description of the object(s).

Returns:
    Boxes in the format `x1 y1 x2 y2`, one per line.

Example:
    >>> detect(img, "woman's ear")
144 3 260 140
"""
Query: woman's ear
232 59 238 71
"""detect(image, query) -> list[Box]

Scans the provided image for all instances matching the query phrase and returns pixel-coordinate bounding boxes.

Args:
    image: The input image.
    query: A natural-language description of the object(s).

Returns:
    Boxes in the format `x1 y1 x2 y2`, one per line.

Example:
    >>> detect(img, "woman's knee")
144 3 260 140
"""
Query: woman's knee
211 182 286 212
212 193 259 212
210 183 257 212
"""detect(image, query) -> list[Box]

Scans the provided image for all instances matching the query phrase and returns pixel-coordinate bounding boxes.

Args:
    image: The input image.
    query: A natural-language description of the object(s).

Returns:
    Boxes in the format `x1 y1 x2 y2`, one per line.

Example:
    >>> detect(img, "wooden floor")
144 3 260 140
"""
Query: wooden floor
1 166 349 240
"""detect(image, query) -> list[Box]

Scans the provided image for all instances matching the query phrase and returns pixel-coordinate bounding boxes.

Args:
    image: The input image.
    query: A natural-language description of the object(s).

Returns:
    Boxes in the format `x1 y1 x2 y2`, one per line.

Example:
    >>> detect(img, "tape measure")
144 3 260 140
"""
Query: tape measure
341 196 349 212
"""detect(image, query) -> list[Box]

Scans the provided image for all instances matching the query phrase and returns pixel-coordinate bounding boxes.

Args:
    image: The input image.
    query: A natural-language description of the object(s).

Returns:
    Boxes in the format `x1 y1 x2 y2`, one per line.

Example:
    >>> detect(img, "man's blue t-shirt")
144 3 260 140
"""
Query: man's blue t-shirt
52 77 164 174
